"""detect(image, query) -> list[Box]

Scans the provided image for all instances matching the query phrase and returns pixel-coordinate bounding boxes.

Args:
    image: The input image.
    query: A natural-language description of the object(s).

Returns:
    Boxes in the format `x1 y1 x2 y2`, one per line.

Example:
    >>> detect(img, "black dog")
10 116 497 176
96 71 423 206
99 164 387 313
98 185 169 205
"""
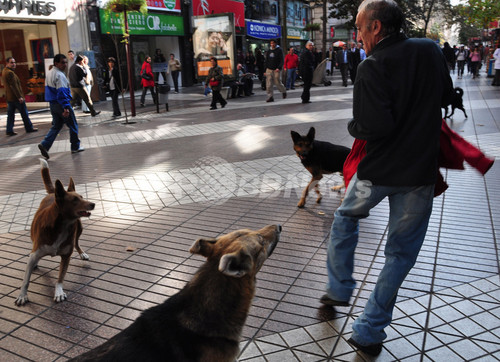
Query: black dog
444 87 468 119
291 127 351 208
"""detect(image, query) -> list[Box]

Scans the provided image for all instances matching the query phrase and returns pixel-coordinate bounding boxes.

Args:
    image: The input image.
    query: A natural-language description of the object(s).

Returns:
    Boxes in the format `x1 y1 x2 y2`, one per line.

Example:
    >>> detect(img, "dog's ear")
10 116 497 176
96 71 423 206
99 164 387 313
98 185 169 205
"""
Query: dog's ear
291 130 301 143
55 180 66 203
190 238 217 257
307 127 315 141
219 250 253 277
67 177 76 192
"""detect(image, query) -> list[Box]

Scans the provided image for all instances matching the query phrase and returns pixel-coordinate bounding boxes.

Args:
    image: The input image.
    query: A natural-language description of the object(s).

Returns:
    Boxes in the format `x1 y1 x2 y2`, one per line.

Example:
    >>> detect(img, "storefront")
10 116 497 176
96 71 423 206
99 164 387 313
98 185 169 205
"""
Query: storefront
0 1 68 109
98 7 184 91
246 21 282 54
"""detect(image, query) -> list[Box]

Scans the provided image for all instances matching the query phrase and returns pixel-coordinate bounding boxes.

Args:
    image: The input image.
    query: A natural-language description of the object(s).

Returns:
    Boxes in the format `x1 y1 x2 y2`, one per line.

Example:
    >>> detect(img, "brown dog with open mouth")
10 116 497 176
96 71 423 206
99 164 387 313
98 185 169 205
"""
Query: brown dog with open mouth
15 159 95 306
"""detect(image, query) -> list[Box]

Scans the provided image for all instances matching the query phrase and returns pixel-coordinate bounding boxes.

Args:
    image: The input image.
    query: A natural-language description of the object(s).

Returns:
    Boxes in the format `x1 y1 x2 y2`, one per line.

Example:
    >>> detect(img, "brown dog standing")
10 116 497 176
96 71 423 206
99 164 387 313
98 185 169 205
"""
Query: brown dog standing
71 225 281 362
291 127 350 208
15 159 94 306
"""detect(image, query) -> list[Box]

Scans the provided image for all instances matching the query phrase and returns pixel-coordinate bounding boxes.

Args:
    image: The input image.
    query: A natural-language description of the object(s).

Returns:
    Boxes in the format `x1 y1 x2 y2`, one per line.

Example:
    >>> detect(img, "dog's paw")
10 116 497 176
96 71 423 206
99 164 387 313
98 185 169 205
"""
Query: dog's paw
297 199 306 208
54 283 67 303
79 252 90 260
15 294 29 306
331 185 343 192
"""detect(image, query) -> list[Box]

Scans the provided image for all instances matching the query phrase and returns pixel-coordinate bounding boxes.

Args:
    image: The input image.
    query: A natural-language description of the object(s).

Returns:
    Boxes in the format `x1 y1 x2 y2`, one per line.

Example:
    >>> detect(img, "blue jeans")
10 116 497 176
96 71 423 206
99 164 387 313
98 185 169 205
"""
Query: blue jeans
286 68 296 89
7 101 34 133
41 103 80 151
326 173 434 345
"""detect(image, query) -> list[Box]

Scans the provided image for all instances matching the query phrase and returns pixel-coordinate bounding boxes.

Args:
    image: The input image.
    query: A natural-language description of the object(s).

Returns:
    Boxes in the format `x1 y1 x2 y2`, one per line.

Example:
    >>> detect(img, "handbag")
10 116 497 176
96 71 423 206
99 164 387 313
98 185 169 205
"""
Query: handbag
209 79 220 87
141 69 152 81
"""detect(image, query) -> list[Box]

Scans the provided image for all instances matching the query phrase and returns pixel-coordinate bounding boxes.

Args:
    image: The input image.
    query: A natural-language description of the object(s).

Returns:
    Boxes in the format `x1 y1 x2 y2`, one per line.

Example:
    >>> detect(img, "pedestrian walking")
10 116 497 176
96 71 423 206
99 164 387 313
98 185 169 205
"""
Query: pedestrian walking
69 55 100 117
492 45 500 86
455 45 468 79
255 48 265 81
80 55 94 114
103 57 122 117
470 46 481 79
284 47 299 90
335 44 350 87
168 53 181 93
38 54 85 159
299 41 314 104
321 0 454 356
264 39 287 102
206 57 227 110
2 56 37 136
153 48 167 83
349 42 361 84
140 56 156 107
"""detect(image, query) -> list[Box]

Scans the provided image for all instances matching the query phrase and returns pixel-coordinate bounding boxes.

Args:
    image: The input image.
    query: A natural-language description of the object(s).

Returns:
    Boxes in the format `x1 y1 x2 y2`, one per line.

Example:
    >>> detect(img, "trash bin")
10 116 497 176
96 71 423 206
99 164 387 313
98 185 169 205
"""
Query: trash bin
157 84 170 111
488 59 494 77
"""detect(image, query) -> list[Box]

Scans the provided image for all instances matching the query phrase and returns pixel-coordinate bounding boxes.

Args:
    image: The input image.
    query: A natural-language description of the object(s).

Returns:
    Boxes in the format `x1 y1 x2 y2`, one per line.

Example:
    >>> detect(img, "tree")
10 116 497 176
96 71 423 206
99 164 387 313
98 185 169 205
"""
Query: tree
457 0 500 29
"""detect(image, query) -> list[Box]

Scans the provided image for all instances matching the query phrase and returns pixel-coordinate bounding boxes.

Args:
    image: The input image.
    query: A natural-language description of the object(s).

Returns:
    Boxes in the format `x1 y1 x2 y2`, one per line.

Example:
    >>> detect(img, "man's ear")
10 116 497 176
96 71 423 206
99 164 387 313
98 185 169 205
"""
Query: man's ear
189 238 217 257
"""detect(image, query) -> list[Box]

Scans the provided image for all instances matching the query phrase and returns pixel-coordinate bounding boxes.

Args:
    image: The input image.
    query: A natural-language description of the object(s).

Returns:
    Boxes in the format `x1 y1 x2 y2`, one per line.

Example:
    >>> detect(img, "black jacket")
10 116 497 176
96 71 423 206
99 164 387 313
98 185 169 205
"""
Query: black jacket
299 49 315 76
348 34 454 186
103 66 122 92
265 47 284 70
69 63 86 88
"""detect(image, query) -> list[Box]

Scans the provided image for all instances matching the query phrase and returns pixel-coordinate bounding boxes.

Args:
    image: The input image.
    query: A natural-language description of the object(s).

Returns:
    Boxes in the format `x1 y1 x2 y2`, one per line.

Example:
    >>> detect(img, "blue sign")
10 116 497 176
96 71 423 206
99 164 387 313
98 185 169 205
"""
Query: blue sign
247 21 281 40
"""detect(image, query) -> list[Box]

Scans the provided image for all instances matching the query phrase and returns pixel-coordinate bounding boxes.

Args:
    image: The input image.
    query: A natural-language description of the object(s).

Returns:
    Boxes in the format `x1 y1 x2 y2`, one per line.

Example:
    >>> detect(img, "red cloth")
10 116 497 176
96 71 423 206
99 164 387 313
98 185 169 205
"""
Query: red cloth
343 120 494 197
284 53 299 69
140 61 155 88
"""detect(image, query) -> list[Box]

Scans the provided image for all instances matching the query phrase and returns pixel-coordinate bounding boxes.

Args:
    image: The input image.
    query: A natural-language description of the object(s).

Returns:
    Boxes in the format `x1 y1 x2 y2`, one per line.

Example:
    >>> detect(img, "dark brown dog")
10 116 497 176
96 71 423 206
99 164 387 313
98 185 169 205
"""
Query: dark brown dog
291 127 350 208
71 225 281 362
15 159 95 306
444 87 468 119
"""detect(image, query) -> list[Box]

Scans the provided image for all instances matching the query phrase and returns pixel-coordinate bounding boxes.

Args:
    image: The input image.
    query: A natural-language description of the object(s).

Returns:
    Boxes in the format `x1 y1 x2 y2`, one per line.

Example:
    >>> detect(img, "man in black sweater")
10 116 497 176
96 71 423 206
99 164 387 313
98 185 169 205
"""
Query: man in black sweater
322 0 454 356
299 41 315 104
264 39 287 102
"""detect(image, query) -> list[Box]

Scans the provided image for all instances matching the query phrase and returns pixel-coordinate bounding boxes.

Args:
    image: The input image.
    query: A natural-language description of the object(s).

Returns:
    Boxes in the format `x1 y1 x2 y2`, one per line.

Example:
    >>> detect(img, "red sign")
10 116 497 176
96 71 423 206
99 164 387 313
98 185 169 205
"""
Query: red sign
330 26 335 38
192 0 245 28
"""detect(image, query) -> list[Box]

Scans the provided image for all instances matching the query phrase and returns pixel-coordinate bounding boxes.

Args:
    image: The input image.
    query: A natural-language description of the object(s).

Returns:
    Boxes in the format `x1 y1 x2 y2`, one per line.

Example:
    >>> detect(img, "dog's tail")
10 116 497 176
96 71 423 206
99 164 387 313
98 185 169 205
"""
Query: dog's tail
39 158 54 194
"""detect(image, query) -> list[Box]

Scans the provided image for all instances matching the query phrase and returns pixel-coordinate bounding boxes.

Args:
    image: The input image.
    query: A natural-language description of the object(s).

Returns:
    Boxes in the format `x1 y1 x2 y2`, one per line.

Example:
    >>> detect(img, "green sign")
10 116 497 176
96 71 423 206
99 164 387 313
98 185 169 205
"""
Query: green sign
287 26 309 40
99 9 184 36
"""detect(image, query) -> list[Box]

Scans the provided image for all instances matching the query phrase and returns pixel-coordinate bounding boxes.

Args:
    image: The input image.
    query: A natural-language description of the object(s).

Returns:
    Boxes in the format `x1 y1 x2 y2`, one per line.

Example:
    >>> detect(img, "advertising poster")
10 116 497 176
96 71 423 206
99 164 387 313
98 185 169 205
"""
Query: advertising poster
192 13 236 79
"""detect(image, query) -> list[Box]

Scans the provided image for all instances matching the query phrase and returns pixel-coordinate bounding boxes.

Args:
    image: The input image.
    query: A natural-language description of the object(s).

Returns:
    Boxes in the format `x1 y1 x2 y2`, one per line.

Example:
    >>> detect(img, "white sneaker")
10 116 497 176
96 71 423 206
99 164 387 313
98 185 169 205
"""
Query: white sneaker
72 146 85 153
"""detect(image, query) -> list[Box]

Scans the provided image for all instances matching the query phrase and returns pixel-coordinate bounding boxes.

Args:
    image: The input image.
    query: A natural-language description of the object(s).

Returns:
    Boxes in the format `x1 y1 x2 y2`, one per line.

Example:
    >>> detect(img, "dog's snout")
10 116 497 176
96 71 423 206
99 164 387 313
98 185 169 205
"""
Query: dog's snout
89 203 96 210
277 225 282 233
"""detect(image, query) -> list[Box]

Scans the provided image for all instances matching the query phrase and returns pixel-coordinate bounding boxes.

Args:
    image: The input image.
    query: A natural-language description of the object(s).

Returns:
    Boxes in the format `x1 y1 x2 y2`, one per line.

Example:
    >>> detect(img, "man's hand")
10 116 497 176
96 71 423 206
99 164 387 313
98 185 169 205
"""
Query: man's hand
62 108 70 118
19 97 24 103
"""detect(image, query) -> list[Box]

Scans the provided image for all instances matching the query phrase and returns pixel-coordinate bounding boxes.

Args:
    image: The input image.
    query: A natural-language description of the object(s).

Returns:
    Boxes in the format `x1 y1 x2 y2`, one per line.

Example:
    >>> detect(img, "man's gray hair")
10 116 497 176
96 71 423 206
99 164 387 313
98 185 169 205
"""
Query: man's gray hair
358 0 404 37
306 41 314 47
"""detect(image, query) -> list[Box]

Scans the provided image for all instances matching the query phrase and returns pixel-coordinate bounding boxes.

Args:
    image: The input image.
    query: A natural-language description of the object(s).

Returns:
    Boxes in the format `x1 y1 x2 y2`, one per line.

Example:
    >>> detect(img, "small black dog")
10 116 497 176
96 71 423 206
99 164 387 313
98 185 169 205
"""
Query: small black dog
291 127 351 208
444 87 468 119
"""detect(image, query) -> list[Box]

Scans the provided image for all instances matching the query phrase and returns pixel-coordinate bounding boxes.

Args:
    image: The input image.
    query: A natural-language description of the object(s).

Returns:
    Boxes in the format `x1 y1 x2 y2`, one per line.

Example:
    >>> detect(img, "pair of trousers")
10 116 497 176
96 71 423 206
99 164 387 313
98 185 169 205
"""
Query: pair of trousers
110 89 121 115
171 70 180 92
210 89 227 108
41 103 80 151
71 87 97 115
326 173 434 345
6 101 34 133
140 86 156 105
81 84 92 112
456 60 465 76
286 68 296 89
300 72 312 102
265 68 286 98
339 63 349 85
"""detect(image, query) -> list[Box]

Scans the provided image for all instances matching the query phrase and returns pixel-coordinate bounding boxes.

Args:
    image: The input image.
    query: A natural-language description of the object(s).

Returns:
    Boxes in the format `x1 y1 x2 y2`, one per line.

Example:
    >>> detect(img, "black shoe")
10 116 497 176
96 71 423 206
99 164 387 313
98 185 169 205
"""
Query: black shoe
282 91 287 99
6 131 17 136
38 143 50 159
291 87 295 90
319 294 349 307
83 111 91 114
26 128 38 133
302 100 312 104
347 338 382 356
91 111 101 117
210 106 217 110
221 103 226 108
140 103 145 107
71 146 85 153
266 97 274 102
113 113 122 117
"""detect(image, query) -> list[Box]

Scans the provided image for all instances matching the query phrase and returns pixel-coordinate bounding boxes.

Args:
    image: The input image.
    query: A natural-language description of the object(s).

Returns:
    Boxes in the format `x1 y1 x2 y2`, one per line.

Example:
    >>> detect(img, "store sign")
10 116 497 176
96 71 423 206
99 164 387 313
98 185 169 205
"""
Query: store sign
287 26 308 40
247 21 281 40
192 0 245 28
146 0 181 13
0 0 65 19
99 9 184 36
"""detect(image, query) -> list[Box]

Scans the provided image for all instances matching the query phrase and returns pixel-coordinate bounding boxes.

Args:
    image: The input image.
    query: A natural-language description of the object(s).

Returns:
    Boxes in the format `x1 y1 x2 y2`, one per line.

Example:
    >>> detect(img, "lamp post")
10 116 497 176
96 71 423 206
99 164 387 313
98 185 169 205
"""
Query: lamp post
124 9 136 117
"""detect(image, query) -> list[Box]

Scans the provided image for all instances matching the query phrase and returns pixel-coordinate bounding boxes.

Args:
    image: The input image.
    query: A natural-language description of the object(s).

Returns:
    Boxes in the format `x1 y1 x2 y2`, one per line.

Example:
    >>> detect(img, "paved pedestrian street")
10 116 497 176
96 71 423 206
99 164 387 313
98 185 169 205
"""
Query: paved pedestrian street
0 73 499 361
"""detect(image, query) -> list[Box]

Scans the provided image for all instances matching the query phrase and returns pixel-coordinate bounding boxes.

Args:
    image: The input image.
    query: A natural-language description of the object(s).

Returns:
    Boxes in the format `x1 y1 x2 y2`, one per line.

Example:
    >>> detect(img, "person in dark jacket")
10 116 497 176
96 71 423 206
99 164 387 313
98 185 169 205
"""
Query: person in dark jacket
153 48 167 83
264 39 287 102
299 41 315 104
103 57 122 117
321 0 454 357
442 42 456 73
349 42 361 83
205 57 227 110
335 44 350 87
69 55 100 116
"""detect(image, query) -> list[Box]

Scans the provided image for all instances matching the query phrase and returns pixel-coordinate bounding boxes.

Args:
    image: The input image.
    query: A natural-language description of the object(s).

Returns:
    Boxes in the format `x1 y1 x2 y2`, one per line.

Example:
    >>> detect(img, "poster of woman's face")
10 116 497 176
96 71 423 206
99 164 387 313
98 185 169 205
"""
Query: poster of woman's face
30 38 54 76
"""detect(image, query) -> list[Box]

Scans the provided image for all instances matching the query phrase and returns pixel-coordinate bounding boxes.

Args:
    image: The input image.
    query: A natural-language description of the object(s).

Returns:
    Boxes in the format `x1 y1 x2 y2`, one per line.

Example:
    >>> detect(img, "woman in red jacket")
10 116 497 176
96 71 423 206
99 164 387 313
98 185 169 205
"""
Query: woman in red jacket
140 55 156 107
